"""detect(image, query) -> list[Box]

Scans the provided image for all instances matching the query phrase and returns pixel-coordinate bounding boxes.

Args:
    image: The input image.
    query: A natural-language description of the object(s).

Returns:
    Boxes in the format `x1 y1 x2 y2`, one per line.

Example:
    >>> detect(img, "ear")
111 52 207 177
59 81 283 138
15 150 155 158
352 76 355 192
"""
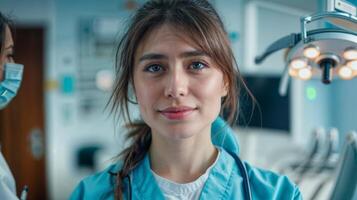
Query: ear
221 81 228 97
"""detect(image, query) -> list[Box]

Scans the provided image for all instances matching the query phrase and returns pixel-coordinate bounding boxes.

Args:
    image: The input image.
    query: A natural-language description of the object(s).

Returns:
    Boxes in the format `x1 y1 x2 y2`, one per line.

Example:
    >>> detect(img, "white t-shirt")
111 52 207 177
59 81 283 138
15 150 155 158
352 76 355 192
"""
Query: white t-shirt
152 150 220 200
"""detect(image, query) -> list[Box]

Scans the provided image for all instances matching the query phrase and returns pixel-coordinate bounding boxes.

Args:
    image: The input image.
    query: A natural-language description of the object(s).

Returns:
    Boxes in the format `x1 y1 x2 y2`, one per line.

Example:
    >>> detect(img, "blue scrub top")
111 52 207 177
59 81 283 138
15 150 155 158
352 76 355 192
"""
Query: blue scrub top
69 117 302 200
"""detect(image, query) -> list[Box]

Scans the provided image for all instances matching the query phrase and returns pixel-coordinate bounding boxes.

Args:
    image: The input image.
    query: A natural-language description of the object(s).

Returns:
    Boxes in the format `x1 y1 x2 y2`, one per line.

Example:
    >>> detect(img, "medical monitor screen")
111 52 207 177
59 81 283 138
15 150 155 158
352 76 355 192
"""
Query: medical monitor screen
236 75 290 132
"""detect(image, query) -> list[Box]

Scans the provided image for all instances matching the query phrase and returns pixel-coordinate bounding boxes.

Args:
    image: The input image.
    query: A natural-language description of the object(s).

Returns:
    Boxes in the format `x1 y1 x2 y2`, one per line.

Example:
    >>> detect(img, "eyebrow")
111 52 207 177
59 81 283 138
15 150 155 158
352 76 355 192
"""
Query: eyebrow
139 50 208 62
5 45 14 50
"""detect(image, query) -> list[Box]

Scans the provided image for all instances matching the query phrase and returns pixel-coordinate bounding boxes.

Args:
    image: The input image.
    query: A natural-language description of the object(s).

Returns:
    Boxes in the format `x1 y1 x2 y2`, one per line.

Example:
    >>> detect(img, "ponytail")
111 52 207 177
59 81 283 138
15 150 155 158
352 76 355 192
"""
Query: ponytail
114 122 151 200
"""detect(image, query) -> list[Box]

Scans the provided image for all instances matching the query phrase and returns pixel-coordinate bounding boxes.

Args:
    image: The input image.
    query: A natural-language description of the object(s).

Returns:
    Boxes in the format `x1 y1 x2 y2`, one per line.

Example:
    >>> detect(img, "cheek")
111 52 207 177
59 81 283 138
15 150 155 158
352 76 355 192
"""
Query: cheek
195 74 226 99
192 74 225 112
134 79 163 126
134 78 159 108
134 83 151 120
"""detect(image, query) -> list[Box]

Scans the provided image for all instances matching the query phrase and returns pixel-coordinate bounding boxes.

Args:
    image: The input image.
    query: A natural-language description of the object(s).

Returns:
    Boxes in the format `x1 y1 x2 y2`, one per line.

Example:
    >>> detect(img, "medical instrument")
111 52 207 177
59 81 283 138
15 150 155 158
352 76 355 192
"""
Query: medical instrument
314 128 339 173
308 128 340 199
111 150 253 200
329 131 357 200
255 10 357 96
294 128 326 185
279 128 324 174
20 185 28 200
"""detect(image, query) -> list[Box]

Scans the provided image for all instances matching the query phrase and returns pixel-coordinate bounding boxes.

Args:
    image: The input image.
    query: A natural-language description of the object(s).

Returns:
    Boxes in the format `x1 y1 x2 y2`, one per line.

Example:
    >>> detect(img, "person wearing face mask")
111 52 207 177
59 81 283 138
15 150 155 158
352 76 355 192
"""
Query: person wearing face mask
0 11 24 200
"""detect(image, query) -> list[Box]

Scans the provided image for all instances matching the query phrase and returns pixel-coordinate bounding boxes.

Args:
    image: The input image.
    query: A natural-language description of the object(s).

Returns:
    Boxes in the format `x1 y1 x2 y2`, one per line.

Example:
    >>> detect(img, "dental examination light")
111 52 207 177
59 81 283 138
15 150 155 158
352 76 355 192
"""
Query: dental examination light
255 10 357 96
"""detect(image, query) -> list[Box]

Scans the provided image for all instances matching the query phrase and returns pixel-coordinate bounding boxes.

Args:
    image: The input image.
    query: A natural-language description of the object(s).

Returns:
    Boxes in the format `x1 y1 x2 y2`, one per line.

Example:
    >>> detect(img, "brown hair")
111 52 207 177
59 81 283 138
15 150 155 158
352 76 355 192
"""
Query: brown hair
108 0 250 199
0 12 13 56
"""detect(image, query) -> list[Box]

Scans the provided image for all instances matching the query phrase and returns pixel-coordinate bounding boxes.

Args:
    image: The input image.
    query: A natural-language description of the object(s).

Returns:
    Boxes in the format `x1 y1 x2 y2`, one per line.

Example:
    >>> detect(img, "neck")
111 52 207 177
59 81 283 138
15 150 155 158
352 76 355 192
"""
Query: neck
149 130 218 183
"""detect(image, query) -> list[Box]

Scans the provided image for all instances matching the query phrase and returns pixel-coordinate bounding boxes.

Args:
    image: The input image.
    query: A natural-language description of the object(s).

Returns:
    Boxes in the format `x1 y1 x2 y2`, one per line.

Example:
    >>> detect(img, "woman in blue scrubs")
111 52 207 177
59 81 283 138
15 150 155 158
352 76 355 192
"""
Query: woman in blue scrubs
70 0 302 199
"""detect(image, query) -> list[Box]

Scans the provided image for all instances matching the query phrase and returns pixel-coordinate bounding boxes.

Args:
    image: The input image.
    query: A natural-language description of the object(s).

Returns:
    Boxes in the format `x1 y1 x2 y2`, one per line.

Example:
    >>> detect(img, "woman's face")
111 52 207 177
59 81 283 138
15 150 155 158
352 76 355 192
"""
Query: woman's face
0 25 14 81
133 24 227 140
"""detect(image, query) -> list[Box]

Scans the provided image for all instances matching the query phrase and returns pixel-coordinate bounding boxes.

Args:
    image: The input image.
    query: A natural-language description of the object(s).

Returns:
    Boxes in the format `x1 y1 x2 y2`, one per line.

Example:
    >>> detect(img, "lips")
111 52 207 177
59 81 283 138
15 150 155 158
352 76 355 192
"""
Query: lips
159 106 196 120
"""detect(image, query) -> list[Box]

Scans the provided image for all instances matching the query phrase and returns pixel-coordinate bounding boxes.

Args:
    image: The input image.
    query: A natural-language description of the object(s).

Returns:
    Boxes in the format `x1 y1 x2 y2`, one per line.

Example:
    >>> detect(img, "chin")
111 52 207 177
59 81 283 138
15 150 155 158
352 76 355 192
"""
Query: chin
158 123 206 140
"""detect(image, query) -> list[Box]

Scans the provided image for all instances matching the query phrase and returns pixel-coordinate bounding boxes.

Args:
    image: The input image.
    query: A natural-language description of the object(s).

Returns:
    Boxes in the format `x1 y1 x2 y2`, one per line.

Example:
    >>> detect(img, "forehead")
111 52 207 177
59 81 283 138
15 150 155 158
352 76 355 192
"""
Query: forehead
136 24 201 56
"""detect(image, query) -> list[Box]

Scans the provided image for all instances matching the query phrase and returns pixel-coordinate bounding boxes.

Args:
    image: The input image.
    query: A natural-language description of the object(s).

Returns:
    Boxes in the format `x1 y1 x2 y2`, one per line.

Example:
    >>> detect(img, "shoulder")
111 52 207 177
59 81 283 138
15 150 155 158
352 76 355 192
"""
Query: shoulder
69 163 122 200
218 149 302 200
244 161 302 200
0 152 17 195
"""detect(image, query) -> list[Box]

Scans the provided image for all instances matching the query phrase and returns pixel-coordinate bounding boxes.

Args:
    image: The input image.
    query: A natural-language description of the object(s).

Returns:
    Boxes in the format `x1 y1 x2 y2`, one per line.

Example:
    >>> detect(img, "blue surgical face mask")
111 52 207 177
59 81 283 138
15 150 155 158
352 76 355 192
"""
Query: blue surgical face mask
0 63 24 109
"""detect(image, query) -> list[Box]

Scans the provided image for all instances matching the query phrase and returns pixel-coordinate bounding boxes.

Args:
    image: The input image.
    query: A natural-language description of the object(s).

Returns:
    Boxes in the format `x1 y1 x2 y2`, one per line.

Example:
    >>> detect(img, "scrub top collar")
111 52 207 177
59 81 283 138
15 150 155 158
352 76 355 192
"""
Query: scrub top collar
106 117 242 199
112 147 239 200
211 117 240 156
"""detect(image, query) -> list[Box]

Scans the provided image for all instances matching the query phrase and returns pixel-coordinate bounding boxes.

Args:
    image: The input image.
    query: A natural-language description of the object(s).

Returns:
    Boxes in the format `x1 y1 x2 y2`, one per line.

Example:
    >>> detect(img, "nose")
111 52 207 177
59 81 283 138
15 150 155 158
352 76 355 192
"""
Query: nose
164 68 188 98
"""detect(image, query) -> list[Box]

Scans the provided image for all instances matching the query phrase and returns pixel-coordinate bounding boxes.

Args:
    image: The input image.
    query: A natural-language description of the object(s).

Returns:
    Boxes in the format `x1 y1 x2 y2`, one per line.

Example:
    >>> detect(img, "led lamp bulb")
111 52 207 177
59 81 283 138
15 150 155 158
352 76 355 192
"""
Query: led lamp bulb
298 67 312 80
290 58 308 69
347 60 357 70
339 66 353 80
304 45 320 59
343 48 357 60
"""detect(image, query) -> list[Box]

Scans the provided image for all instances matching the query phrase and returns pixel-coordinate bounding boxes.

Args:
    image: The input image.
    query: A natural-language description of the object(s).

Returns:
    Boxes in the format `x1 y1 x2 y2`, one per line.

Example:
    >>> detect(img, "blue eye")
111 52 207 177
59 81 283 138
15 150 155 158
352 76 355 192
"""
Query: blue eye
190 62 207 70
145 64 163 73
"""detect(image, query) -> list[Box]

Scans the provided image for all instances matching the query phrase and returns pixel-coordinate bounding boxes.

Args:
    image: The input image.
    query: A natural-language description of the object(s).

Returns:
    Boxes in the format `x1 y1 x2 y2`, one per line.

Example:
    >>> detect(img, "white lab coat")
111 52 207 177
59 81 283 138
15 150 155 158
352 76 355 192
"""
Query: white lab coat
0 151 18 199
